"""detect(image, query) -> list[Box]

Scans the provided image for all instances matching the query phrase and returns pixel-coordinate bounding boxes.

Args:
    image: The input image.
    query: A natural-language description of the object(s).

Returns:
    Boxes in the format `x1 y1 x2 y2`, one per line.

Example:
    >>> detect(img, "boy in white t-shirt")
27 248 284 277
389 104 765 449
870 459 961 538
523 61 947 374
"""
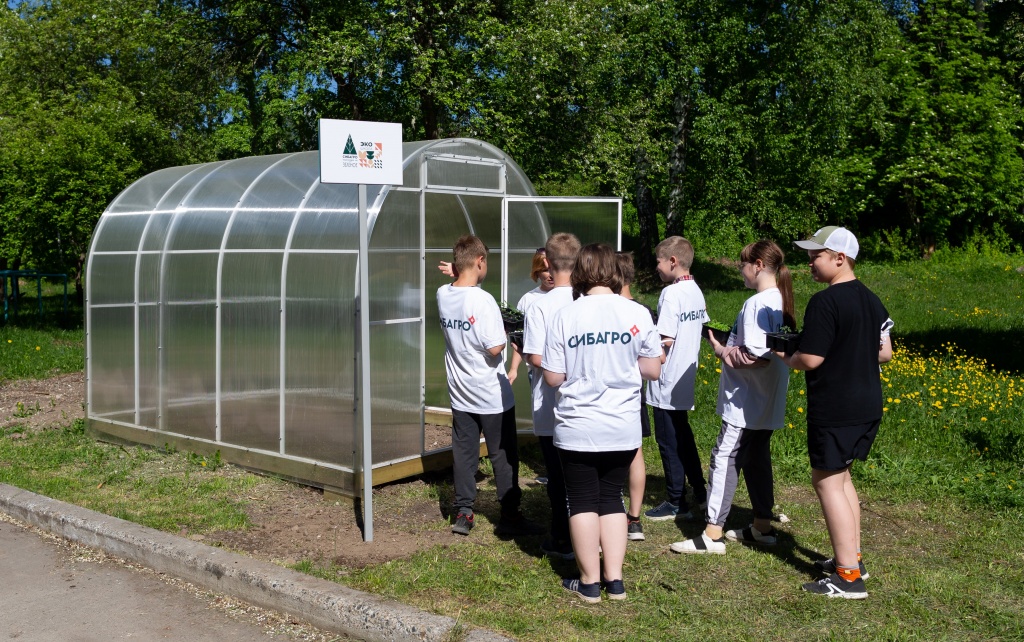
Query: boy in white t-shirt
645 236 709 521
522 233 581 560
437 235 536 537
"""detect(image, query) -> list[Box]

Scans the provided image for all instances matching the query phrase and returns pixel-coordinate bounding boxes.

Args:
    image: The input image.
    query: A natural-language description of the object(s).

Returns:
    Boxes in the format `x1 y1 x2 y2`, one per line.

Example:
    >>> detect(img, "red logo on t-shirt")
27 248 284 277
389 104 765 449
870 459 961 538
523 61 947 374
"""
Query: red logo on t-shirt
629 325 639 336
468 316 476 325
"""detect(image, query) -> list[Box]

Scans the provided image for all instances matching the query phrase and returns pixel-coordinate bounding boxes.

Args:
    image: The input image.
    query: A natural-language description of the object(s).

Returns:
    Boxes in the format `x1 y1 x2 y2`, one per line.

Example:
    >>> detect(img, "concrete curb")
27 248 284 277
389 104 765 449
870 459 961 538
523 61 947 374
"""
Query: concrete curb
0 484 512 642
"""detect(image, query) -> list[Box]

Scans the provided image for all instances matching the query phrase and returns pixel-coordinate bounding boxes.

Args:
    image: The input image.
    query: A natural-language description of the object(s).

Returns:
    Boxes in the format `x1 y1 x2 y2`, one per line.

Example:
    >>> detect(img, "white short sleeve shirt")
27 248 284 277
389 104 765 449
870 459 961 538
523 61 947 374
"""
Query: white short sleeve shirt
717 288 790 430
437 284 514 414
522 286 574 436
647 280 708 410
543 294 662 451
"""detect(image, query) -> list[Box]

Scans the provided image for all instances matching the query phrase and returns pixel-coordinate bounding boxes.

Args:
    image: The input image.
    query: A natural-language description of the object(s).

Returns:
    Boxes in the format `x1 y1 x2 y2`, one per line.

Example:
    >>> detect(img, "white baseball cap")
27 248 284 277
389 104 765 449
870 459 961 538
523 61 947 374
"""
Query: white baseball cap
794 226 859 260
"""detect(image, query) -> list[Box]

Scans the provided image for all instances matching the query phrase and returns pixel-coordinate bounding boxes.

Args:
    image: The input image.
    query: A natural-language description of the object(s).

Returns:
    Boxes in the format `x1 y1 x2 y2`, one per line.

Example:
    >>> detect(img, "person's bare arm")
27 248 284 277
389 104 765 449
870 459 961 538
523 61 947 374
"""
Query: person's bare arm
486 343 505 357
526 353 542 368
707 332 768 369
777 351 825 371
638 356 661 381
879 334 893 364
543 369 566 387
507 347 523 383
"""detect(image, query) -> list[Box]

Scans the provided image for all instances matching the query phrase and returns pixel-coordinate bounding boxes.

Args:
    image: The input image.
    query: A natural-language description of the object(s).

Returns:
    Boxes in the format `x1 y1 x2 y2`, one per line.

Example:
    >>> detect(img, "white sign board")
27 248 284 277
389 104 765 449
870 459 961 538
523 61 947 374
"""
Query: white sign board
319 119 404 185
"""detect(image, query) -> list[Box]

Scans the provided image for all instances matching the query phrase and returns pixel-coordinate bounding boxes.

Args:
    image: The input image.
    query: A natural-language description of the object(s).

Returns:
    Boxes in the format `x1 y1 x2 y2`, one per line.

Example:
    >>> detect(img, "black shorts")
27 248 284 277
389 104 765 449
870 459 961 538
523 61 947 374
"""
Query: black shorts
807 420 880 471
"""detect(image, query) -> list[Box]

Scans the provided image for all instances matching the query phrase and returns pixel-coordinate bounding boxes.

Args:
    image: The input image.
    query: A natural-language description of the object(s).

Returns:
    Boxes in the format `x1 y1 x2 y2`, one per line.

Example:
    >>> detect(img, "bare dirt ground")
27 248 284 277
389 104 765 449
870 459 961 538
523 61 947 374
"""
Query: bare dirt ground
0 372 497 570
0 371 85 431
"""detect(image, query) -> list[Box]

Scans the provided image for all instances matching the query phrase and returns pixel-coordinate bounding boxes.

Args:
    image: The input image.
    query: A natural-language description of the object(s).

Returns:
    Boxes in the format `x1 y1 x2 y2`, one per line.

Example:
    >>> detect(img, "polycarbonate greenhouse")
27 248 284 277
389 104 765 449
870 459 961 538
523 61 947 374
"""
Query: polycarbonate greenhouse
86 138 620 497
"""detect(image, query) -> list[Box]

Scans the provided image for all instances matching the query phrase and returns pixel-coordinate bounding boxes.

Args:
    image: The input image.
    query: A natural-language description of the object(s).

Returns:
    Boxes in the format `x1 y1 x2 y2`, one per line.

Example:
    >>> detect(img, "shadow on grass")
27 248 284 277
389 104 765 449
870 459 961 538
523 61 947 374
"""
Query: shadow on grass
896 328 1024 374
1 291 83 331
669 504 825 578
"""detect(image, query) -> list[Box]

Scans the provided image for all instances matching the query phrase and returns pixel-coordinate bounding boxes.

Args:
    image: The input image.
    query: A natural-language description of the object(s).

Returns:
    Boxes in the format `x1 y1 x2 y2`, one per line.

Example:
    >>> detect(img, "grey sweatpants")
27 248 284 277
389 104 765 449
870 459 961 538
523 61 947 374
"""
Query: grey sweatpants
705 421 776 527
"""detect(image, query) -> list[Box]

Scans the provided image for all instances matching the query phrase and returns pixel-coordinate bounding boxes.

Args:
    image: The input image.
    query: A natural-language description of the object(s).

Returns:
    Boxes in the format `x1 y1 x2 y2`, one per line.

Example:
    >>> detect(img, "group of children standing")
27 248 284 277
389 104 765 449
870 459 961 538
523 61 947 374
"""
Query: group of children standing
436 226 892 603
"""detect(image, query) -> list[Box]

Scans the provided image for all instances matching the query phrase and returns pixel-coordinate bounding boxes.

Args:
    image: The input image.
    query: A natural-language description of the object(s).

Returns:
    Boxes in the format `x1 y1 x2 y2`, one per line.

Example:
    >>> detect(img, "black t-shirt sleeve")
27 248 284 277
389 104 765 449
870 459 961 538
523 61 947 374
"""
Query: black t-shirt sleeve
799 292 836 358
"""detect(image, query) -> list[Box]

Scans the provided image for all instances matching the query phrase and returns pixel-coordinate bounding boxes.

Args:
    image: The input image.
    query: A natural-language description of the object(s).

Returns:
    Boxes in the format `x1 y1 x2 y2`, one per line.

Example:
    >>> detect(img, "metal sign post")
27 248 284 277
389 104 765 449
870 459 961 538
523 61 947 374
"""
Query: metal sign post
319 119 403 543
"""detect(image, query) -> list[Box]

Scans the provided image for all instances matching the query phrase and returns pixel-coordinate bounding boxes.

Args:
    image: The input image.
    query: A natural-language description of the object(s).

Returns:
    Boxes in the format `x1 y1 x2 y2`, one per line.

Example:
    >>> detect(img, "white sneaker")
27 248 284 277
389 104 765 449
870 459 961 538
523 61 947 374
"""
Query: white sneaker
669 532 726 555
725 524 777 545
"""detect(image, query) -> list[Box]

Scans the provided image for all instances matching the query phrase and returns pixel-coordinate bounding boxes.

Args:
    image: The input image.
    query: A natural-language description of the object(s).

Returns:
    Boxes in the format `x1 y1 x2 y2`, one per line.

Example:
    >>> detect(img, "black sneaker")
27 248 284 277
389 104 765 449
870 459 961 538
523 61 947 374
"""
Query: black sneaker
562 578 601 604
644 501 682 521
603 578 627 601
541 538 576 560
495 510 544 536
626 516 645 541
802 572 868 599
451 510 474 536
815 557 870 580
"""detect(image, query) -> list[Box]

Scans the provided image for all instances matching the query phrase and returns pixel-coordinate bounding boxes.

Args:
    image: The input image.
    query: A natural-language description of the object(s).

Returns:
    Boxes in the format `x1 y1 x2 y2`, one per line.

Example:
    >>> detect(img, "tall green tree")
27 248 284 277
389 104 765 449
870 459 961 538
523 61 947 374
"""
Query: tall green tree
875 0 1024 250
0 0 224 293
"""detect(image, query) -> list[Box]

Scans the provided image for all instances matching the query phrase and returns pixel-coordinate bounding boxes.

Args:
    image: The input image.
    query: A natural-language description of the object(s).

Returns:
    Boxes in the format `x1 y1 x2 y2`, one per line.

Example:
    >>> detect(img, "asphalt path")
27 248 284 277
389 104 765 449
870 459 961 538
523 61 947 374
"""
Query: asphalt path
0 518 342 641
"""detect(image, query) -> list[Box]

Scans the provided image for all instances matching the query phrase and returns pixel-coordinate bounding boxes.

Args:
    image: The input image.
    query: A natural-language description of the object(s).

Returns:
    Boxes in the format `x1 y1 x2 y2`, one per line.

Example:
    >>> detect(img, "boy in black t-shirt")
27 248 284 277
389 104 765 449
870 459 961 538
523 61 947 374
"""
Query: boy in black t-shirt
777 226 893 600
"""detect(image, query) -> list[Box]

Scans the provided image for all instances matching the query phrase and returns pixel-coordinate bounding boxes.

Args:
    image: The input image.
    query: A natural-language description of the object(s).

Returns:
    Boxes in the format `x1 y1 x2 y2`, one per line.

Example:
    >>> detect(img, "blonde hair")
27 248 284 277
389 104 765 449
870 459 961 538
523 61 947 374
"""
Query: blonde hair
545 233 581 272
655 236 694 269
453 235 488 271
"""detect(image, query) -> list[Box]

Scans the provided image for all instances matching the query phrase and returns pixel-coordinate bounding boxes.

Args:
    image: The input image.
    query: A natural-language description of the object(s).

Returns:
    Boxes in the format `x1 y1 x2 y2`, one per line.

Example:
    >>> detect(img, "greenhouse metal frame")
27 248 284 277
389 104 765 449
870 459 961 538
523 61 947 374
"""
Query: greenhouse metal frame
86 138 621 518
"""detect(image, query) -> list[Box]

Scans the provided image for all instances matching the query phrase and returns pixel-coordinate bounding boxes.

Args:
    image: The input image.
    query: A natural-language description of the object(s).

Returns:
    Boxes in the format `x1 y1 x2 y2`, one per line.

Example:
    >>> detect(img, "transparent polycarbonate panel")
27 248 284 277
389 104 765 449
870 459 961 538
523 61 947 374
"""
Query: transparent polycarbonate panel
533 200 619 247
424 250 453 409
163 253 218 302
138 254 161 304
163 303 216 440
401 140 435 187
369 190 419 250
369 252 419 322
89 255 137 306
89 306 136 417
460 195 504 249
155 162 230 211
224 210 295 250
426 157 502 191
141 213 173 251
180 155 286 210
166 211 232 251
220 298 281 451
370 321 422 463
507 200 553 305
283 253 357 465
106 164 202 213
220 252 282 451
289 209 359 251
302 181 358 212
424 192 472 249
237 152 319 211
504 156 537 196
92 215 150 252
138 303 159 429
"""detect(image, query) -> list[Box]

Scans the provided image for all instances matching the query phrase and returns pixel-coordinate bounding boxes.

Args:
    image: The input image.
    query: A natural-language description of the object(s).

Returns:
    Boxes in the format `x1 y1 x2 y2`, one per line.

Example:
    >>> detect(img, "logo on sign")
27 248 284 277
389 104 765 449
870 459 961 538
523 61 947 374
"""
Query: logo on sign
341 134 384 170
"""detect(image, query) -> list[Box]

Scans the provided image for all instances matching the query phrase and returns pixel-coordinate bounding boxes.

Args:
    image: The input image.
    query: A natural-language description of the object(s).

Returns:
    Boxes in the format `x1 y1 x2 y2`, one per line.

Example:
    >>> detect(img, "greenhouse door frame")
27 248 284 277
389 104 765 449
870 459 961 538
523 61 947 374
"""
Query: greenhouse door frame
498 196 623 304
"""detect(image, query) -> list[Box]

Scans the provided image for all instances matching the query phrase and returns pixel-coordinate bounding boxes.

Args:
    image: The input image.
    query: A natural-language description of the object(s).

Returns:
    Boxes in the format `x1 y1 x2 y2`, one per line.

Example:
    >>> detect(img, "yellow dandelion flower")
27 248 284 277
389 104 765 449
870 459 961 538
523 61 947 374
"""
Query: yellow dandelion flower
981 417 988 421
35 346 40 351
797 407 803 413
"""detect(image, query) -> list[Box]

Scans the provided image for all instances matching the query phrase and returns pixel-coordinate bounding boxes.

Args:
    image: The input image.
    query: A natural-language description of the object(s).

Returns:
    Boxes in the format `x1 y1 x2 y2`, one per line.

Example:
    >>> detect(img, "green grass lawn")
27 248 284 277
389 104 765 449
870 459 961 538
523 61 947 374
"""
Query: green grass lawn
1 253 1022 640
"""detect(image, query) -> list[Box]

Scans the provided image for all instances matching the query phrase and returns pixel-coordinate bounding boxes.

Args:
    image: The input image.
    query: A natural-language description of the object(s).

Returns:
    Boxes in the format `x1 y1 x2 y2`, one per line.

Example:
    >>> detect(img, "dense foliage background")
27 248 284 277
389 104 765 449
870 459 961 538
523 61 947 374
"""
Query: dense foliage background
2 0 1023 289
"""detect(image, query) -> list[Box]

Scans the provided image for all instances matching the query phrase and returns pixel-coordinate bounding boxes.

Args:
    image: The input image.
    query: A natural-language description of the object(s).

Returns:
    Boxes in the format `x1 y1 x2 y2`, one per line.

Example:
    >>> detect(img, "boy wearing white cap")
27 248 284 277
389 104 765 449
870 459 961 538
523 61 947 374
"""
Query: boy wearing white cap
778 226 893 600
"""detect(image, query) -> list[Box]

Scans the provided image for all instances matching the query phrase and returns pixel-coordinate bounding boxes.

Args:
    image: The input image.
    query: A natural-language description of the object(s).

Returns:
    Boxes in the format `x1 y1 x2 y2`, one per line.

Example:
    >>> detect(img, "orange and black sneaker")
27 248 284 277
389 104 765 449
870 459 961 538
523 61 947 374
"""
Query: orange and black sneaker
815 557 870 580
802 572 868 599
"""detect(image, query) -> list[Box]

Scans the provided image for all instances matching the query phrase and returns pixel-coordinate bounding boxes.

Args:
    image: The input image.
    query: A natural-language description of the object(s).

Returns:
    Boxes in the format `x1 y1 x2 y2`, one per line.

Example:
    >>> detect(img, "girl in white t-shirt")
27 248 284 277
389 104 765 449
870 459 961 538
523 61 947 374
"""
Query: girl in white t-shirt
542 244 662 603
508 248 554 384
670 240 795 555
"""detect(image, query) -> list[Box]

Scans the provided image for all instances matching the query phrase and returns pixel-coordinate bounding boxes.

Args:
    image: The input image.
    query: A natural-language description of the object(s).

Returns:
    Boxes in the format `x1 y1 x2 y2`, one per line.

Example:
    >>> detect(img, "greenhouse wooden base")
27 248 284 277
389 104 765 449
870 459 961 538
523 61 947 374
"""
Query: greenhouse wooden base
87 417 533 500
